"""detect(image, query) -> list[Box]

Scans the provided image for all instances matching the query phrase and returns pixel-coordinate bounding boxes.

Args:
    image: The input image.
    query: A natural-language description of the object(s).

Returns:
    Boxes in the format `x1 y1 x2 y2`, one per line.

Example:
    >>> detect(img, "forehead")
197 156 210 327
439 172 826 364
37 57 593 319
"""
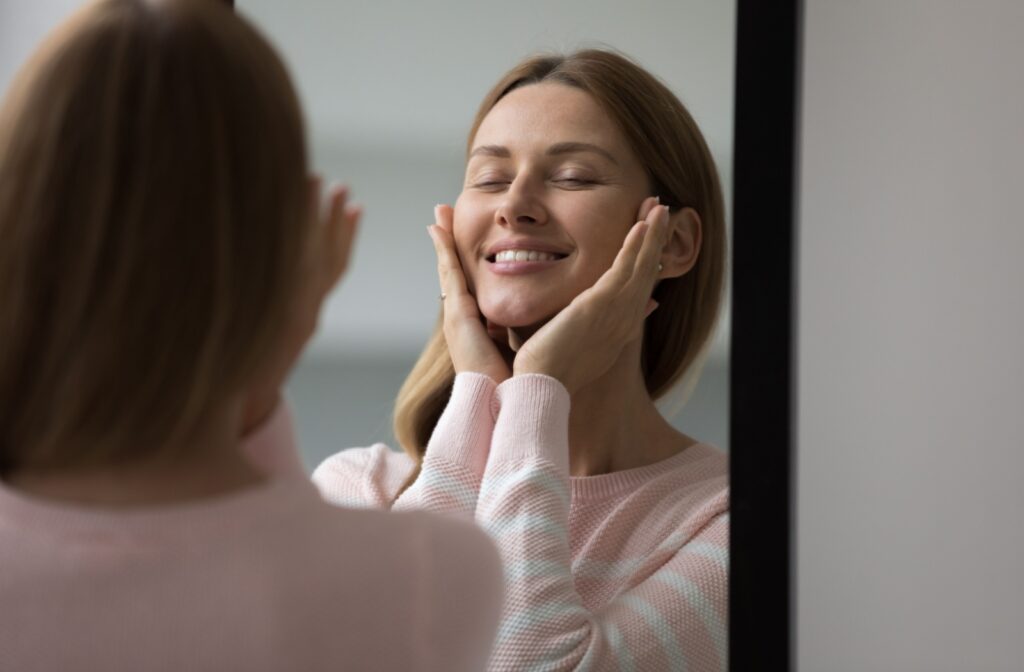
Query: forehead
472 82 632 155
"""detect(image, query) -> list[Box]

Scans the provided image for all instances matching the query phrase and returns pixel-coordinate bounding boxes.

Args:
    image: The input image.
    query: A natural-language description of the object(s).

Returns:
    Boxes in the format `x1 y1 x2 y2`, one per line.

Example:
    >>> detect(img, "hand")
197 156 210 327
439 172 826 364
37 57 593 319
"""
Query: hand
428 204 512 385
512 199 669 395
241 177 361 435
304 176 362 301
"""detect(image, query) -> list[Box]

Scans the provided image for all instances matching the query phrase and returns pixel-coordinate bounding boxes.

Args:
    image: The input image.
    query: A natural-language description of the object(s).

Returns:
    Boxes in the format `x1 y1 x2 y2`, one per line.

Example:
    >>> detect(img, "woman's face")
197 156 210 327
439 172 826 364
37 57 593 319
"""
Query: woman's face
453 82 652 330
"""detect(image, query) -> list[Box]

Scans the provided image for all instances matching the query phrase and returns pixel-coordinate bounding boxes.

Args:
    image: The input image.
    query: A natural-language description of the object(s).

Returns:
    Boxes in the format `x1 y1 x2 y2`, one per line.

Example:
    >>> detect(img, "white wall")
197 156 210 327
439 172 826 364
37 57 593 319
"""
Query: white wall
1 0 735 360
238 0 735 360
797 2 1024 669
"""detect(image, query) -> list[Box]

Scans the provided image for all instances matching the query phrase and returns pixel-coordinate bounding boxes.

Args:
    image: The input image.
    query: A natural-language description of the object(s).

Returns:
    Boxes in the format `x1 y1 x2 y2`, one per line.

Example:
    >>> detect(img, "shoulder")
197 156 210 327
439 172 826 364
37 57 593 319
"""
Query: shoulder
311 444 417 509
301 495 499 574
307 500 502 668
665 442 729 512
673 445 728 543
255 488 502 669
397 510 504 669
269 483 502 619
625 443 729 550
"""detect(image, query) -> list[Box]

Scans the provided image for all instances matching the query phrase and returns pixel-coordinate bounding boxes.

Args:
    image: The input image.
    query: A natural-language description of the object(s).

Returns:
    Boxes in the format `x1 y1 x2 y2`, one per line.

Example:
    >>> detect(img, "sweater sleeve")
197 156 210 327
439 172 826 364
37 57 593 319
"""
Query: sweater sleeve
477 374 728 671
392 372 498 517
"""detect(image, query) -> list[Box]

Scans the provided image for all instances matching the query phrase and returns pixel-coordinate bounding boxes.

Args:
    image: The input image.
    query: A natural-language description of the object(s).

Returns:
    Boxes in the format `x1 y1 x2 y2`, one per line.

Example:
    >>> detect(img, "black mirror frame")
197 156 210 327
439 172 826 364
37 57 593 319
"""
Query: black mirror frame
729 0 801 669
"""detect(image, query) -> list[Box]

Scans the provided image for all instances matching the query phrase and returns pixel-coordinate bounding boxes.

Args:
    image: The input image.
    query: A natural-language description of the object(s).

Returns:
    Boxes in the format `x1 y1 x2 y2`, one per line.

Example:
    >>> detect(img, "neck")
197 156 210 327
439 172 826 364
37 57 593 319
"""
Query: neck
565 339 697 477
4 401 266 507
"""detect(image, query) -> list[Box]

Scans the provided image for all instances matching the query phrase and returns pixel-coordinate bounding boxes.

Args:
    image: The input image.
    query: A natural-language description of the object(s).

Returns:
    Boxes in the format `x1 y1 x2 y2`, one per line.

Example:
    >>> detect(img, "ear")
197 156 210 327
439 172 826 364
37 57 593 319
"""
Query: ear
657 207 702 279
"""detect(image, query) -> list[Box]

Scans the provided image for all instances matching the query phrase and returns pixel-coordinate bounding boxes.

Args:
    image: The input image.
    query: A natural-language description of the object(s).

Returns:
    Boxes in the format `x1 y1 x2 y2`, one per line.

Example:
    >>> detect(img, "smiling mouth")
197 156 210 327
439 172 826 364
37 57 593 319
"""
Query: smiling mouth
486 249 570 263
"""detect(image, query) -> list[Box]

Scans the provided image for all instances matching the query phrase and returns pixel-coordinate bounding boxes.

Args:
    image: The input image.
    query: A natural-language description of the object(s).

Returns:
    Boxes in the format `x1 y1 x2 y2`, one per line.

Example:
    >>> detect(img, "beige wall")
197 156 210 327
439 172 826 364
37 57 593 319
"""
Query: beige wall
797 2 1024 669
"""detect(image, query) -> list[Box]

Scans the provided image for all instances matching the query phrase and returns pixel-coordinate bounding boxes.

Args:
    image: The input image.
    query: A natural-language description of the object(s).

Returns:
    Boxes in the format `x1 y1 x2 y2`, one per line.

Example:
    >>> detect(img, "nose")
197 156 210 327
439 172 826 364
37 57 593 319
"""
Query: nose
495 175 547 228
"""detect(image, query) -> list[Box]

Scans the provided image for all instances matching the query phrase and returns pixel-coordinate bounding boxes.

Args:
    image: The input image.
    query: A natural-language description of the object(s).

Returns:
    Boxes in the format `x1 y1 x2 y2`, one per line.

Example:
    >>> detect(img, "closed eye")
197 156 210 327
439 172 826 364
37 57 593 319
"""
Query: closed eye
472 180 510 190
553 177 597 188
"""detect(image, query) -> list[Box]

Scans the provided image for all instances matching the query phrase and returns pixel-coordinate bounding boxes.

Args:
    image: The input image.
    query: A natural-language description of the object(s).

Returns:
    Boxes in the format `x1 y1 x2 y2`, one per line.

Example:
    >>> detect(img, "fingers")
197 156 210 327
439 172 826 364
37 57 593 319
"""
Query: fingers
427 204 470 301
587 203 669 327
636 195 661 223
596 200 671 294
591 219 650 295
634 204 670 281
434 202 455 236
323 182 360 284
507 327 525 353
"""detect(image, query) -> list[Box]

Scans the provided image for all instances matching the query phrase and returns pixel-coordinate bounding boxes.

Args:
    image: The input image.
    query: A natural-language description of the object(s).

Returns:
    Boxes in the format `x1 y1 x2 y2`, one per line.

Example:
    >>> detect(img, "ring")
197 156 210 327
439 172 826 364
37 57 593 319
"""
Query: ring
439 292 447 301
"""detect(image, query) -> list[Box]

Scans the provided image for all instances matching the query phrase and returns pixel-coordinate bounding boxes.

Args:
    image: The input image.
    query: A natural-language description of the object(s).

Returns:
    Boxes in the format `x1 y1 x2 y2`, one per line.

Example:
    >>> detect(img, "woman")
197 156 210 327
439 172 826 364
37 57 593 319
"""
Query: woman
314 50 728 671
0 2 501 670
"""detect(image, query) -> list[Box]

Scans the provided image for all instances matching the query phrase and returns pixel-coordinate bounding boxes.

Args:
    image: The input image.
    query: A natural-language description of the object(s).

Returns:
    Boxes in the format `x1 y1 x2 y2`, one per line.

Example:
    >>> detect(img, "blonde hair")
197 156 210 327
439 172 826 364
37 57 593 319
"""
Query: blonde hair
0 0 309 473
393 49 727 493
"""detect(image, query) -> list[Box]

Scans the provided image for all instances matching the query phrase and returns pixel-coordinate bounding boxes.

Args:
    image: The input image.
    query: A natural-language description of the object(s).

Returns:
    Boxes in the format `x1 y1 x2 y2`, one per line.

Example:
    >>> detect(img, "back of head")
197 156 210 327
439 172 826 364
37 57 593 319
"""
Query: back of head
0 0 309 474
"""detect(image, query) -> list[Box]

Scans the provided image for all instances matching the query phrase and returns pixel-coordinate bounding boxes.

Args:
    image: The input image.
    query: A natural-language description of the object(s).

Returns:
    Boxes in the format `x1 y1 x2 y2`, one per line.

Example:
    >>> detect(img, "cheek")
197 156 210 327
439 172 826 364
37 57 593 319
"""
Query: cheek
593 229 630 268
567 207 634 271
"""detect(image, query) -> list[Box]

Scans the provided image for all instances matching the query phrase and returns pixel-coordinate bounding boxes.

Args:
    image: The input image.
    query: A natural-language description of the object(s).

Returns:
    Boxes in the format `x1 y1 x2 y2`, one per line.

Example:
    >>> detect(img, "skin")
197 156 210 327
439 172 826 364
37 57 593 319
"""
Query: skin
9 179 360 506
429 82 705 476
454 83 653 331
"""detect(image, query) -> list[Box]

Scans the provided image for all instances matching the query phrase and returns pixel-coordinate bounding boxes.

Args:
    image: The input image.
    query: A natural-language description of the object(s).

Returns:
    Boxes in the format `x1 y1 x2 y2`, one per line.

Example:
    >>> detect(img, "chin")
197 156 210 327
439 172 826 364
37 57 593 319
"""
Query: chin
478 294 563 329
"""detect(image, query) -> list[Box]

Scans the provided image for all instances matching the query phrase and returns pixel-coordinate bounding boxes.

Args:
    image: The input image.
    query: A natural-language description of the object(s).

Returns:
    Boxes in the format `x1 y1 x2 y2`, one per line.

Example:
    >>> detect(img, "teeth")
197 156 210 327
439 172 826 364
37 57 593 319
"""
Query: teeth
494 249 560 263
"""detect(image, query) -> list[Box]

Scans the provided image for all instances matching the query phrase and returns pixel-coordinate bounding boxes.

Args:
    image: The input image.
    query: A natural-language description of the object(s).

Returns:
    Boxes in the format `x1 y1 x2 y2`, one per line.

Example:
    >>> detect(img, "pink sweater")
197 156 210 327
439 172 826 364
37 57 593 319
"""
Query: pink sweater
314 373 730 671
0 406 503 672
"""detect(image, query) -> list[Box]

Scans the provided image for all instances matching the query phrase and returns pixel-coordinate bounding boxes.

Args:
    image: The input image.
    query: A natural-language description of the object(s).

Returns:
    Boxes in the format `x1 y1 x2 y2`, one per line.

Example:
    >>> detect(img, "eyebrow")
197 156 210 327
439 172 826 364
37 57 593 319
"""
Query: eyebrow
547 141 619 165
468 141 620 165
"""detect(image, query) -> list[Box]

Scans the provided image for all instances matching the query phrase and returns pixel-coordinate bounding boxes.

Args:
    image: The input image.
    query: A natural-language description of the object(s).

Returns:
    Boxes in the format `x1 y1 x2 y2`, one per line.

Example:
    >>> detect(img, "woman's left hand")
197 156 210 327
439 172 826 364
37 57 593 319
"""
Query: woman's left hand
512 204 670 395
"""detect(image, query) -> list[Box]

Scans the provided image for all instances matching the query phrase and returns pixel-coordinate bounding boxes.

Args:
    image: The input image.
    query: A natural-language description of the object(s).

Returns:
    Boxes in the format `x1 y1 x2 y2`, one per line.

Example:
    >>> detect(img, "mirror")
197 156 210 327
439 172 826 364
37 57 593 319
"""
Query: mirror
236 0 735 467
0 1 741 668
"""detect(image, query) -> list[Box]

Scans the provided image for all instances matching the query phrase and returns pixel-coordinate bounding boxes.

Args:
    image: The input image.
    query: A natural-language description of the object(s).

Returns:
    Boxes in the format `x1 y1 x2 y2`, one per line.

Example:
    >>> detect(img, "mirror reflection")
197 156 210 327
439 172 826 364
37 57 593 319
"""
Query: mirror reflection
244 1 733 669
240 0 734 465
0 0 734 669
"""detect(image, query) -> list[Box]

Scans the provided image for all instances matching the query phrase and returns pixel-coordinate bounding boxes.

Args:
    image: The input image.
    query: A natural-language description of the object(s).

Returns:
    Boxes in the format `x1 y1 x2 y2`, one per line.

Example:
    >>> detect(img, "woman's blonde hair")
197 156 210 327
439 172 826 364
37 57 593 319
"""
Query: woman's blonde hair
0 0 309 474
393 49 727 491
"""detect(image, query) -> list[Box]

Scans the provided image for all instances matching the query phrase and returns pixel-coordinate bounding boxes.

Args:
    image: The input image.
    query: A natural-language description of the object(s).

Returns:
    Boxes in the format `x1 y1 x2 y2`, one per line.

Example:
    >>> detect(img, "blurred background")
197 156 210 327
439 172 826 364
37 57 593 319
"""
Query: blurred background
0 0 735 470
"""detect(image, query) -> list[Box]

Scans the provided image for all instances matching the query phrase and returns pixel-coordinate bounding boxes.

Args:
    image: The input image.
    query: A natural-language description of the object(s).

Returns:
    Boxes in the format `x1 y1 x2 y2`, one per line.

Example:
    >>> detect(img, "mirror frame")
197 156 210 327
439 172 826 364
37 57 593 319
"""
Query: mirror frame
729 0 800 669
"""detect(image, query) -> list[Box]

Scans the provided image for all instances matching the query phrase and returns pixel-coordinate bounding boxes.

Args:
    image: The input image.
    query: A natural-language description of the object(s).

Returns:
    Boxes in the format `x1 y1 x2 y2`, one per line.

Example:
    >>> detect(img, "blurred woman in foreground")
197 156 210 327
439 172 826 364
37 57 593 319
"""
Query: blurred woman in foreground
0 2 501 670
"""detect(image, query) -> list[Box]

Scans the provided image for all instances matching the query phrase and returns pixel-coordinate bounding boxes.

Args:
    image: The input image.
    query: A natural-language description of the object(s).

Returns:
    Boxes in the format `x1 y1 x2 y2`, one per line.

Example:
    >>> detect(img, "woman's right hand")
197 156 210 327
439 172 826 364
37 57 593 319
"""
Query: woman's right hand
428 204 511 385
242 177 361 435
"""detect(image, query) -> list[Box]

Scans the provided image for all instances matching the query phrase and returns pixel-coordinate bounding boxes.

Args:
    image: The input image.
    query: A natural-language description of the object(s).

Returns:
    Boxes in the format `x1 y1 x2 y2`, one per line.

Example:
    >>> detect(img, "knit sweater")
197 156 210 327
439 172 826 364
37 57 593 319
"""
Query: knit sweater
0 405 503 672
313 373 730 672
